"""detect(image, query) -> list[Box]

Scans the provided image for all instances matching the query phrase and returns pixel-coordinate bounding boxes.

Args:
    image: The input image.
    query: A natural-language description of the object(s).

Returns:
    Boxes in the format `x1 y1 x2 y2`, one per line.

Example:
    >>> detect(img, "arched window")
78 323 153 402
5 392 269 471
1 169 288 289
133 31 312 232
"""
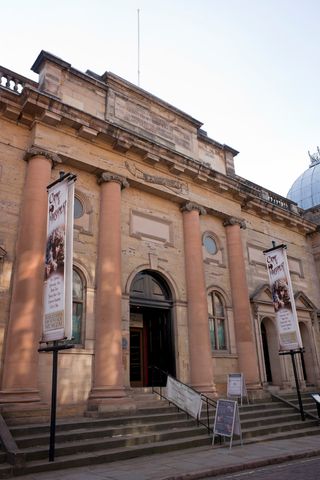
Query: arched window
72 268 85 345
208 291 227 351
74 196 84 219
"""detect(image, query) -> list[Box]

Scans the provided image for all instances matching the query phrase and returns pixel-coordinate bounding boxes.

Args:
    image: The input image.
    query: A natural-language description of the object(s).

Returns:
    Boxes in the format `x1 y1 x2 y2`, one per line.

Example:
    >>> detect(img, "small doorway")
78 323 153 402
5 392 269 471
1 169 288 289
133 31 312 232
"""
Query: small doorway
129 270 175 387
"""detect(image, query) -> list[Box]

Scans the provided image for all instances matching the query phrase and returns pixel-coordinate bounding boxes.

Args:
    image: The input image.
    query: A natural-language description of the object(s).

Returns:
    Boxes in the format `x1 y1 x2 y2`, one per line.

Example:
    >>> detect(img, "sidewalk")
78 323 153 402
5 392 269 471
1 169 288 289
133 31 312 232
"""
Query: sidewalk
18 434 320 480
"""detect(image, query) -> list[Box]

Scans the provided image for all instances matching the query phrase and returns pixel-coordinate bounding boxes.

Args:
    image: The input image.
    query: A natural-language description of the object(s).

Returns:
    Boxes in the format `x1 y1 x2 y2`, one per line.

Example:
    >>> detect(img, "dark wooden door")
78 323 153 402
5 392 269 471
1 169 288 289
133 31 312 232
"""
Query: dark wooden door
130 328 144 387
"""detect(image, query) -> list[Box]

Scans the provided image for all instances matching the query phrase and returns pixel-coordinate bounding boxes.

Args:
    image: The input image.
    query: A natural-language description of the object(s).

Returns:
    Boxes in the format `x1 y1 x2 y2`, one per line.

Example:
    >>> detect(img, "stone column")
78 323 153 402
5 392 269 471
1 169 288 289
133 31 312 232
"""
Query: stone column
224 218 261 390
181 202 216 395
89 172 129 403
0 147 59 403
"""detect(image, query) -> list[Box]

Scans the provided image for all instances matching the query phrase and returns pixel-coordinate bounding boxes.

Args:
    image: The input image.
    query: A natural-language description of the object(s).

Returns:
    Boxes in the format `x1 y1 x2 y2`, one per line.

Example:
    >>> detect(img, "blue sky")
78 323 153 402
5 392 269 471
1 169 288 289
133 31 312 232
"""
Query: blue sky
2 0 319 197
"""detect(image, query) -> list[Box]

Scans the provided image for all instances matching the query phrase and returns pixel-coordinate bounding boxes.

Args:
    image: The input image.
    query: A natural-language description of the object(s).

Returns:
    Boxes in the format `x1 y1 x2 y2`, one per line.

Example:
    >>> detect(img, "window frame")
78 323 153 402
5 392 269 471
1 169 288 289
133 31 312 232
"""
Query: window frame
72 267 86 346
208 290 228 352
74 196 85 219
203 232 218 256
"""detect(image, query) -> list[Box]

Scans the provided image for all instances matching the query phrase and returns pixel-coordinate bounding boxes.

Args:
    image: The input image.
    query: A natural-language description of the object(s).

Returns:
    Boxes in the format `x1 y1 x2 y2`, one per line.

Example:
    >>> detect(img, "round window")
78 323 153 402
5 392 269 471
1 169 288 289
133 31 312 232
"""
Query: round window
204 235 217 255
74 197 84 219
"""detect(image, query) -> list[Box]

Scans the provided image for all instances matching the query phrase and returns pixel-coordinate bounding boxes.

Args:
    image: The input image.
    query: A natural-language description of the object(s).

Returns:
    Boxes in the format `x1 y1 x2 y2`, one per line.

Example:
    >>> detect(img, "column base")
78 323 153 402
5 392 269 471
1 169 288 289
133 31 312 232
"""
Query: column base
246 382 266 401
88 386 134 414
89 385 127 398
0 389 41 404
89 386 127 401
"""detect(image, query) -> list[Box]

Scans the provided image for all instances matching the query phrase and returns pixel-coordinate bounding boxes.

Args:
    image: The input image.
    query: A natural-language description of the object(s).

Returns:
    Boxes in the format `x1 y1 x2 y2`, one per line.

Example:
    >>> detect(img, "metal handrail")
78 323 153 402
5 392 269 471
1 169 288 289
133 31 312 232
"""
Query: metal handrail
151 366 216 434
271 393 320 423
0 413 25 468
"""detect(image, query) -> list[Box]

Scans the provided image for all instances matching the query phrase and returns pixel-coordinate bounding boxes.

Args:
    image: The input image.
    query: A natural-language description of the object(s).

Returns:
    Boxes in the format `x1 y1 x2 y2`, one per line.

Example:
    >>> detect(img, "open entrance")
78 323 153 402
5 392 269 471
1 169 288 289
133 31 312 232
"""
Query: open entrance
261 323 272 383
129 270 175 387
299 321 316 386
261 317 282 386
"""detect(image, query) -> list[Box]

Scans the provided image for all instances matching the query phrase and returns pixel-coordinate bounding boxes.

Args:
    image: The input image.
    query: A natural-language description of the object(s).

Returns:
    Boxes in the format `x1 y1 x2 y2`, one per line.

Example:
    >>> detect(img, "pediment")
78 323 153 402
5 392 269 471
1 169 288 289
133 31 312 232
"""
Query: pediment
250 284 317 312
294 291 317 311
250 283 272 303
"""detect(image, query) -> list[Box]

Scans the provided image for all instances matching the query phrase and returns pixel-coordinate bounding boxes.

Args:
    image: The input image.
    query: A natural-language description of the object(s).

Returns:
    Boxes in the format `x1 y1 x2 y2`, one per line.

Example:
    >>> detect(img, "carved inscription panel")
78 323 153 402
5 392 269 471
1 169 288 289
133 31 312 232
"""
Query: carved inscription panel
248 244 303 278
110 93 194 155
130 210 173 245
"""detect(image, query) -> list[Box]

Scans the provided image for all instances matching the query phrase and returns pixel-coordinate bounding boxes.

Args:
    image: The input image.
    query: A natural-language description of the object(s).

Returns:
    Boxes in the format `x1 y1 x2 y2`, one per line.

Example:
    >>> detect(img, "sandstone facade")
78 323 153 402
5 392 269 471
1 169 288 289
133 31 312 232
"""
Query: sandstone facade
0 51 320 413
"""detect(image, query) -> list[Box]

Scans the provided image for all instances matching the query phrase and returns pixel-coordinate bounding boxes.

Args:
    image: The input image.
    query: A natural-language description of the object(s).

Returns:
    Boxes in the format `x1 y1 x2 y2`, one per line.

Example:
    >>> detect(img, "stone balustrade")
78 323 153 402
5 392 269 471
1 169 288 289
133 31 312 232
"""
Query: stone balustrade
0 67 36 94
238 177 299 213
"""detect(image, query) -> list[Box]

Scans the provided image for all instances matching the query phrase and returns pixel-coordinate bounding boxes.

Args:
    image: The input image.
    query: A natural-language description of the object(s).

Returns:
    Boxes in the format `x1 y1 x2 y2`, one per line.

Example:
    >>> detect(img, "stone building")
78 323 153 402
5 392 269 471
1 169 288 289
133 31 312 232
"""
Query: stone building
1 51 320 414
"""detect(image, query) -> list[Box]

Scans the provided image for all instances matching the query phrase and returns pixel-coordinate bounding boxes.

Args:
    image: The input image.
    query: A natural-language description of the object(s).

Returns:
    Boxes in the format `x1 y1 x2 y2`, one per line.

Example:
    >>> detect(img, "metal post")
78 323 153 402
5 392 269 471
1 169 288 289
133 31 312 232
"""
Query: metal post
38 342 74 462
290 350 305 421
49 341 58 461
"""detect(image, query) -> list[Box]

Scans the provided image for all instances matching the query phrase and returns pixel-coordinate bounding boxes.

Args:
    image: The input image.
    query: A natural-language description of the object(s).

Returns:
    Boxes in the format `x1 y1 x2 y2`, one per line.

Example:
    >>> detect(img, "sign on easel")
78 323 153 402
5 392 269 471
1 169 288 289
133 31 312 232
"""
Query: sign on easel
212 399 242 448
227 373 248 405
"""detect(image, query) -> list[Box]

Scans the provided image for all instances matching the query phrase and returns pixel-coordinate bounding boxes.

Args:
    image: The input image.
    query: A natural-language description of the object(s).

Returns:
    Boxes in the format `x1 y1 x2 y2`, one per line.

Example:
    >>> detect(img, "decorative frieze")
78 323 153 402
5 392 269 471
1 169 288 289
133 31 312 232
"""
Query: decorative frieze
125 161 188 194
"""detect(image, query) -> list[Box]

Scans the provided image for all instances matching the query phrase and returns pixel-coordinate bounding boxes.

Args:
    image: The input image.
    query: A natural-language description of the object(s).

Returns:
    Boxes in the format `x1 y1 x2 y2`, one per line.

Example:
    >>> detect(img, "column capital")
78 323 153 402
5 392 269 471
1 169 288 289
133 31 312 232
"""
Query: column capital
180 202 206 216
223 216 246 229
98 172 129 189
24 146 62 166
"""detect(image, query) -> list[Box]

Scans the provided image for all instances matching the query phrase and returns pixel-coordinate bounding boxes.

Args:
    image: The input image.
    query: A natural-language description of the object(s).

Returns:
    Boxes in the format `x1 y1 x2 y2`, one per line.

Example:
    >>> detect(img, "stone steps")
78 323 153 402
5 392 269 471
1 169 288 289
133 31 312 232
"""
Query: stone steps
272 391 320 418
15 425 206 460
0 393 319 476
13 434 211 476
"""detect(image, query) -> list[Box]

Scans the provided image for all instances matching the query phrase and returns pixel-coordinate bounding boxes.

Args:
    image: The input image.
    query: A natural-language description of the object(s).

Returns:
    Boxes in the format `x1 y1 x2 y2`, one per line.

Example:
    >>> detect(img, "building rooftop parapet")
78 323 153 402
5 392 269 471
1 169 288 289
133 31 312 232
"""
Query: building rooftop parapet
31 50 71 74
0 66 37 95
238 177 299 213
0 51 317 234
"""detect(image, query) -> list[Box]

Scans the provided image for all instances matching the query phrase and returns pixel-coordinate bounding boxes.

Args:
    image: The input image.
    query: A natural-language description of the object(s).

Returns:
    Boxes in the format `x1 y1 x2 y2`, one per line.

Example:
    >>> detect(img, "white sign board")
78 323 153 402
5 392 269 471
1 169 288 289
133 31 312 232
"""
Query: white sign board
311 394 320 404
166 376 202 419
227 373 248 405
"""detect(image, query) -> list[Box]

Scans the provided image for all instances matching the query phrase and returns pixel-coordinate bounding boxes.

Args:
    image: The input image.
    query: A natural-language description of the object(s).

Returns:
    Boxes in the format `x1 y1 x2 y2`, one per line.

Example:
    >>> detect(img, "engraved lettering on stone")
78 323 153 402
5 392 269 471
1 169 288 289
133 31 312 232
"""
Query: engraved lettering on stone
125 161 188 194
114 95 192 150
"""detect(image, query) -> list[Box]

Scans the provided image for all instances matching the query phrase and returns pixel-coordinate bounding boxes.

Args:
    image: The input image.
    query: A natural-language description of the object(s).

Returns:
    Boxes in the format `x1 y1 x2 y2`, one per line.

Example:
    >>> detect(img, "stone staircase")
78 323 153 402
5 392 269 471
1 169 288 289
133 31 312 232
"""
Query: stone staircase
271 390 320 420
0 391 318 477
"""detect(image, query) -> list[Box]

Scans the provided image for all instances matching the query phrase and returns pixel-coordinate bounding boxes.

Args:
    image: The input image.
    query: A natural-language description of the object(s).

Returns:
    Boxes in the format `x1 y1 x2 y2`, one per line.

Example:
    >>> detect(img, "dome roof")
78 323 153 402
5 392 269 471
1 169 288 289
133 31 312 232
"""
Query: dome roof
287 148 320 209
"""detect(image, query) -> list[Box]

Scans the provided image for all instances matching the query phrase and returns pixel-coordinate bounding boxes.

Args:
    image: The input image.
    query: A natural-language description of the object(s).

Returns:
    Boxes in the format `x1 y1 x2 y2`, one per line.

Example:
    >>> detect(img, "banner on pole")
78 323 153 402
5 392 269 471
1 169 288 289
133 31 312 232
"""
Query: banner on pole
263 244 302 352
43 174 76 342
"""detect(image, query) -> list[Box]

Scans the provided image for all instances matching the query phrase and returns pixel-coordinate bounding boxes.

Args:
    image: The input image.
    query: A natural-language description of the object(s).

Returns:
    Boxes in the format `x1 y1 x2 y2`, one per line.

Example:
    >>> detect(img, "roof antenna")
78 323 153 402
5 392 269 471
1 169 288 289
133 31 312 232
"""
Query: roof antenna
137 8 141 87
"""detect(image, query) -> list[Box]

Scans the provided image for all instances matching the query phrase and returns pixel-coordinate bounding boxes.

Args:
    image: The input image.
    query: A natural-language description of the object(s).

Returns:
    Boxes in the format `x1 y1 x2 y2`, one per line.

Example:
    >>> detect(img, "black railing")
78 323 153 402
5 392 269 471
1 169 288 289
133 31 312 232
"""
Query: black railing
151 366 216 435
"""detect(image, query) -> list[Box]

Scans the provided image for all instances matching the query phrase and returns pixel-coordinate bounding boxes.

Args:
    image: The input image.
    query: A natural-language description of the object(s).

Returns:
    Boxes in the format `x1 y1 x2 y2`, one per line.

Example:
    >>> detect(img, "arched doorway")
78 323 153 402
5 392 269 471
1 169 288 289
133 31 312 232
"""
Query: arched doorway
129 270 175 387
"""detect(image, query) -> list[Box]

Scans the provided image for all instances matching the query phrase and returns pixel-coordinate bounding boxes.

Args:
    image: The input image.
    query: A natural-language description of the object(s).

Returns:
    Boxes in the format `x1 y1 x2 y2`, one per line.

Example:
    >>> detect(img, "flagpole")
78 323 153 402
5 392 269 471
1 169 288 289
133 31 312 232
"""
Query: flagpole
137 8 140 86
